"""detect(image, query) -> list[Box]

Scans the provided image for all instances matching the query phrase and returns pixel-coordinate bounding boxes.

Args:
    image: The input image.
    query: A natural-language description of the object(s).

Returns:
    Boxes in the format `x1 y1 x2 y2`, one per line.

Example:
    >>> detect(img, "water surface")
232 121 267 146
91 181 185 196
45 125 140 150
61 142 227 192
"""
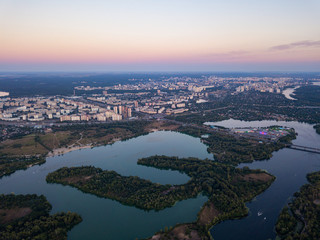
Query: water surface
282 86 300 100
0 131 212 240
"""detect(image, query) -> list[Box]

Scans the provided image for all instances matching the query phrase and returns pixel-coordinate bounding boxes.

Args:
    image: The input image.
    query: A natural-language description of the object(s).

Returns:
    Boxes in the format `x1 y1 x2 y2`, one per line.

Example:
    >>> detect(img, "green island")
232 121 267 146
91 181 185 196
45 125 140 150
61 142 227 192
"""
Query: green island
47 156 275 239
0 194 82 240
276 171 320 240
314 124 320 135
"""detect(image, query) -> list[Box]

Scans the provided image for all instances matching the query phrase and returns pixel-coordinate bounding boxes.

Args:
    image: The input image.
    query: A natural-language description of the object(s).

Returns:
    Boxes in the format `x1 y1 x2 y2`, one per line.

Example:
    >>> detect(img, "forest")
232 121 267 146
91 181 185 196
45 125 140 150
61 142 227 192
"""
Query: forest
47 156 275 239
294 86 320 106
276 171 320 240
0 194 82 240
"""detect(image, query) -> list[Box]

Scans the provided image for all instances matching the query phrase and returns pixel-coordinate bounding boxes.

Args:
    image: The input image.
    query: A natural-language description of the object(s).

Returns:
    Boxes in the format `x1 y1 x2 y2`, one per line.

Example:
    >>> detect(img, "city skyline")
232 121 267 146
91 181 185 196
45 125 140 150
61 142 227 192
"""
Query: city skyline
1 0 320 72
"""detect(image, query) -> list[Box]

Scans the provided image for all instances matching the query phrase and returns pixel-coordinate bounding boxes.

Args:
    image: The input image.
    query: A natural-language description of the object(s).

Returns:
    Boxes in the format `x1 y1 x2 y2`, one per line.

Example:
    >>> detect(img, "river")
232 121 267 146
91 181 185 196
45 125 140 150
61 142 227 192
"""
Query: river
206 119 320 240
282 86 300 100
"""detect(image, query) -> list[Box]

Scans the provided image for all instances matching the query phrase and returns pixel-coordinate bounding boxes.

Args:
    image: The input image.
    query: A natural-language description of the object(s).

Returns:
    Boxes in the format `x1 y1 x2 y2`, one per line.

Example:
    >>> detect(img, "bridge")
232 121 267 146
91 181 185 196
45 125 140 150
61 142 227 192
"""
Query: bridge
286 144 320 154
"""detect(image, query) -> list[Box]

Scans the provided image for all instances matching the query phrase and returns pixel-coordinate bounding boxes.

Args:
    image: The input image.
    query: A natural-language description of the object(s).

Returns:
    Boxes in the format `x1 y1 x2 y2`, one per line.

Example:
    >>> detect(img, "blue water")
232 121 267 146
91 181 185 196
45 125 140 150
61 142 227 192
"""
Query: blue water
0 131 212 240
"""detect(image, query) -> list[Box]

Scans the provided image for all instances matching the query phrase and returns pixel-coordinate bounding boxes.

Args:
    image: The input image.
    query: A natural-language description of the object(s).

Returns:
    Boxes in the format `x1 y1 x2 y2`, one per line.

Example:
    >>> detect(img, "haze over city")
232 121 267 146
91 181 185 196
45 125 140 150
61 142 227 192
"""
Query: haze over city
1 0 320 72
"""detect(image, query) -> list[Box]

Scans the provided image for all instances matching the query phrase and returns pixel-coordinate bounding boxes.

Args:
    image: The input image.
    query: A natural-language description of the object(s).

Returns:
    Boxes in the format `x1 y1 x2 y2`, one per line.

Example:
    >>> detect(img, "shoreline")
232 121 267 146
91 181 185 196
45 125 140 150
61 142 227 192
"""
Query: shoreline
46 144 93 157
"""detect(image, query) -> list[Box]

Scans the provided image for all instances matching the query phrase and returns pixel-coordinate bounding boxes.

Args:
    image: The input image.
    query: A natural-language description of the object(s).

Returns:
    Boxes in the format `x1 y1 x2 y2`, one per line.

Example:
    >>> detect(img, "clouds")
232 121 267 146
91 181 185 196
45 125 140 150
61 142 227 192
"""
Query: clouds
270 40 320 51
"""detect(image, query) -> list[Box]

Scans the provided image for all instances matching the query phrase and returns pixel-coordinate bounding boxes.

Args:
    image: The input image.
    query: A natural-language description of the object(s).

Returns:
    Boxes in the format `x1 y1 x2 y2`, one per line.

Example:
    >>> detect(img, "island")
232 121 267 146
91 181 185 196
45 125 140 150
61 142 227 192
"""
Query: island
314 124 320 135
0 194 82 240
276 171 320 240
47 156 275 239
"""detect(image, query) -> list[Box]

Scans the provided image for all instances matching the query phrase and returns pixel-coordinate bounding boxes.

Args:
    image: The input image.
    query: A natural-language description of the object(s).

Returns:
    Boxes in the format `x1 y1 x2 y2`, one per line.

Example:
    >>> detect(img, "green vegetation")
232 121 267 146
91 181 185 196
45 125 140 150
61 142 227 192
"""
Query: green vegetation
0 194 82 240
314 124 320 135
46 166 179 211
0 156 45 178
276 207 298 236
294 86 320 106
47 156 275 239
168 112 227 125
176 125 296 165
276 171 320 240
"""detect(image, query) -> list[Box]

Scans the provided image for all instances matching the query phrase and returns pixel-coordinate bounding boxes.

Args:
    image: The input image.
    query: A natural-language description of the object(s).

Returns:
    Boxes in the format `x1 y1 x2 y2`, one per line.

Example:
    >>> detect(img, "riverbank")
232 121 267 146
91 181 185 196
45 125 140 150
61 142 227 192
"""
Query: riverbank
47 144 93 157
275 171 320 239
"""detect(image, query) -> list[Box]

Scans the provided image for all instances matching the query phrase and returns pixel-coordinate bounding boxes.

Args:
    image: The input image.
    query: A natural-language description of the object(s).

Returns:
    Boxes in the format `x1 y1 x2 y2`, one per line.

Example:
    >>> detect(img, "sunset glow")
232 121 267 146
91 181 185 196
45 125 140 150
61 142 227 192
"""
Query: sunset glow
1 0 320 71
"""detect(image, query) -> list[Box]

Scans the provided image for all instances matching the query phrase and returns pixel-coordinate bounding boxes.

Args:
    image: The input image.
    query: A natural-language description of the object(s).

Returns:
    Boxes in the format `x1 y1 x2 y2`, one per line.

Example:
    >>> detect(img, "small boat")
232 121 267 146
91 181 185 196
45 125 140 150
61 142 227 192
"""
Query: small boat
257 211 263 216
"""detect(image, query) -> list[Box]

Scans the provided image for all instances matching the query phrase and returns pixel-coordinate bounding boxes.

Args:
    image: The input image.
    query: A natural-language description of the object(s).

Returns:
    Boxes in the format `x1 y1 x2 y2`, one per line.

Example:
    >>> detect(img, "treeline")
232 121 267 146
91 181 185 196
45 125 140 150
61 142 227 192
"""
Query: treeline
0 194 82 240
51 120 151 146
52 120 149 135
177 126 296 165
167 112 227 125
276 171 320 240
0 156 45 178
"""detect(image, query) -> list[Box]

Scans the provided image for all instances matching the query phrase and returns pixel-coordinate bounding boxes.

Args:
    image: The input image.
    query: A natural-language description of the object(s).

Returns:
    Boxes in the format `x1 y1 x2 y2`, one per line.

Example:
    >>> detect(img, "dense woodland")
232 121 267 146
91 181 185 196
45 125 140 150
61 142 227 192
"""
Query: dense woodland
47 166 177 210
176 126 296 165
0 194 82 240
47 156 275 238
276 171 320 240
294 86 320 106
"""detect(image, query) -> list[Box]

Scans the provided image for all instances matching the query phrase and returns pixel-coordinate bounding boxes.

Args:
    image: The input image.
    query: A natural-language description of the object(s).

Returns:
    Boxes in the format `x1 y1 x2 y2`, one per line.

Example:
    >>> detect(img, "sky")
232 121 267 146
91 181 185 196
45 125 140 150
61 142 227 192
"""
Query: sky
0 0 320 72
